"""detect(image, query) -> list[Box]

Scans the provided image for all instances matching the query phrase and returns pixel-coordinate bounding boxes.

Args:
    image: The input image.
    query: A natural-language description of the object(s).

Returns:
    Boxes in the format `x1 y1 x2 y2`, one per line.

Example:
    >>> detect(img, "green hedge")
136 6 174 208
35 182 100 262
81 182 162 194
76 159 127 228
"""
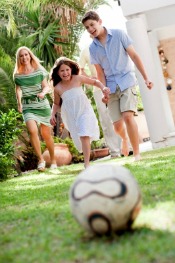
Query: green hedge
0 109 22 180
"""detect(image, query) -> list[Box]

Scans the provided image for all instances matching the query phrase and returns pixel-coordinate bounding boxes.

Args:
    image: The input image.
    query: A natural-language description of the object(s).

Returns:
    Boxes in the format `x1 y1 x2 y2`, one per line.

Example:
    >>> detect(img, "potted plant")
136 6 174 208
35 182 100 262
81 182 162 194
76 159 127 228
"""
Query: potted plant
90 138 109 160
42 136 84 166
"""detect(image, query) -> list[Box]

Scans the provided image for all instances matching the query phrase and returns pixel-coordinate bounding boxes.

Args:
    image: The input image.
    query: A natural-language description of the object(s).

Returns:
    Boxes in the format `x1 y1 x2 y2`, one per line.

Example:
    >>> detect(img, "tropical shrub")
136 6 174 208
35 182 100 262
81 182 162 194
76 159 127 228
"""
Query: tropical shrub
0 109 22 180
0 45 17 112
16 130 38 172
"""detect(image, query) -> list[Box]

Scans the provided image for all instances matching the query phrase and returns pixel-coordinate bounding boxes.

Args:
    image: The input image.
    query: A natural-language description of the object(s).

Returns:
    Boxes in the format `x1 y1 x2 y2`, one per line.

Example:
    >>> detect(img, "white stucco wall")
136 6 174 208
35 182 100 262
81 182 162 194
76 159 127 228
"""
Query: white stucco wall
157 25 175 40
121 0 175 16
146 5 175 31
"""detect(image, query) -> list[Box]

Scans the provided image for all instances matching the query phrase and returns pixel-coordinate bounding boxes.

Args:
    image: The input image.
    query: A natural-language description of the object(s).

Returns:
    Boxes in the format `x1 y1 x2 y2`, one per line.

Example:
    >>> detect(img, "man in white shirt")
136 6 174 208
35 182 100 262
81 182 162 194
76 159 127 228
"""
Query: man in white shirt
79 45 121 157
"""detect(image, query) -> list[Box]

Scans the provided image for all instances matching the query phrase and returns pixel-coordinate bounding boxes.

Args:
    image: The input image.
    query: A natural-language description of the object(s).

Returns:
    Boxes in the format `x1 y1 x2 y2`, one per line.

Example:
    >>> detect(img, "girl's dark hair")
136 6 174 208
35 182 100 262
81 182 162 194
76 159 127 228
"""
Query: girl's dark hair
51 57 80 87
82 10 100 24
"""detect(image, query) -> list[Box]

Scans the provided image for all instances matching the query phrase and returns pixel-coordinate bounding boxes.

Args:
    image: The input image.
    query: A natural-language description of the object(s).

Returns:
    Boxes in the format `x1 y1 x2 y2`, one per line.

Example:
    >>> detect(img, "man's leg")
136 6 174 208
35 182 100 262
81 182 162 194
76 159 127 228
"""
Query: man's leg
93 88 121 157
122 111 141 161
113 119 130 157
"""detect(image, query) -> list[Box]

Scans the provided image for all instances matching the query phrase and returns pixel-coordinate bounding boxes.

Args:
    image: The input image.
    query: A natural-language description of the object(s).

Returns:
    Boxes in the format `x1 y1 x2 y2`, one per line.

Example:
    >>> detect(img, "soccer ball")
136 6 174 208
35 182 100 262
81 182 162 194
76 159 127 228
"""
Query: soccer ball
69 164 142 235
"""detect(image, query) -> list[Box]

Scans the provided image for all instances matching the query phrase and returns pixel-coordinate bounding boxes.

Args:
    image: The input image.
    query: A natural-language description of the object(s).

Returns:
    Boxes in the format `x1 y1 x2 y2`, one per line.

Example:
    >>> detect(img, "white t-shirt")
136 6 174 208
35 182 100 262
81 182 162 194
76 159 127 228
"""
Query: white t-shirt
79 45 97 77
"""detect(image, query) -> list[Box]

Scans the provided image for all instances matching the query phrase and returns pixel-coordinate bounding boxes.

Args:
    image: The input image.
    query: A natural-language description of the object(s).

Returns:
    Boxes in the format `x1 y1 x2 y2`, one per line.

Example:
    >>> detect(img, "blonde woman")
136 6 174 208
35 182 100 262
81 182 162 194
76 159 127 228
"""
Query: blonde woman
13 46 57 171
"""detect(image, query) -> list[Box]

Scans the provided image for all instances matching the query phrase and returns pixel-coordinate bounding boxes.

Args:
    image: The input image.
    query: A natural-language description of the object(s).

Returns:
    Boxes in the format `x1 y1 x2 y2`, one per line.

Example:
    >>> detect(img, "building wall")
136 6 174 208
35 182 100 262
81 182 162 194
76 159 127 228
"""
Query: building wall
146 5 175 30
121 0 175 16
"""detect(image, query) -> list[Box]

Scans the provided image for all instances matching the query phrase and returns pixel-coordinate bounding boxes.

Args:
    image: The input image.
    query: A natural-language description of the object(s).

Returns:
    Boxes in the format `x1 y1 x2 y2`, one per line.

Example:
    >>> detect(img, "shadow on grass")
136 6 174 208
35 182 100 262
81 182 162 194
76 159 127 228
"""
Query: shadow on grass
64 225 175 262
80 225 174 243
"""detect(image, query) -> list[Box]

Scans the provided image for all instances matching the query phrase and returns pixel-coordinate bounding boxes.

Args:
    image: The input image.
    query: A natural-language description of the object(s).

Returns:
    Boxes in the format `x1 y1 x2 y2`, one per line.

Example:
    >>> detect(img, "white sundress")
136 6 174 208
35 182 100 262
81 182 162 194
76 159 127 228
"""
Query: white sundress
61 87 99 152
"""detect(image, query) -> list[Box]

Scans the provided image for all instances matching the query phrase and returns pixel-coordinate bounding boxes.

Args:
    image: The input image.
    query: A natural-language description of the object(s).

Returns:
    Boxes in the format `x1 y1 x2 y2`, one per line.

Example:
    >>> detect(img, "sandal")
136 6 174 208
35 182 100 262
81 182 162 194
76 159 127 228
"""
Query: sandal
50 163 57 169
37 161 46 172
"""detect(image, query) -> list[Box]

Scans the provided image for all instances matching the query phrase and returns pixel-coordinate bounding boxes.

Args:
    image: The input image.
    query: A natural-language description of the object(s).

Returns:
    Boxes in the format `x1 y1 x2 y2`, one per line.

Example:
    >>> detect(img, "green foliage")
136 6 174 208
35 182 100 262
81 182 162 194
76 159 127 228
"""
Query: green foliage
0 46 17 112
91 138 107 150
0 109 22 180
0 0 109 71
0 154 13 181
83 0 110 10
63 22 83 59
17 130 38 172
136 85 144 111
0 27 19 58
0 0 17 37
85 86 103 138
19 8 67 68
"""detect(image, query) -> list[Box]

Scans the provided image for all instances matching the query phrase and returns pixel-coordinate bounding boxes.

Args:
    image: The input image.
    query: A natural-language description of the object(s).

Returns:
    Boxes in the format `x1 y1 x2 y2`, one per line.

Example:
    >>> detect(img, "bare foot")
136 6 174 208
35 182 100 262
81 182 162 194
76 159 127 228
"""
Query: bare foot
84 163 90 169
134 154 142 162
121 139 129 156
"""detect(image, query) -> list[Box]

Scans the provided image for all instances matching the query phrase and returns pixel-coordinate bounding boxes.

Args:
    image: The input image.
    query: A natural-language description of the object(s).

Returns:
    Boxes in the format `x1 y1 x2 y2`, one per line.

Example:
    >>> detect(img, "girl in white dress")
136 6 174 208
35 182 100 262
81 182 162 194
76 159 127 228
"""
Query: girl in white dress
50 57 110 168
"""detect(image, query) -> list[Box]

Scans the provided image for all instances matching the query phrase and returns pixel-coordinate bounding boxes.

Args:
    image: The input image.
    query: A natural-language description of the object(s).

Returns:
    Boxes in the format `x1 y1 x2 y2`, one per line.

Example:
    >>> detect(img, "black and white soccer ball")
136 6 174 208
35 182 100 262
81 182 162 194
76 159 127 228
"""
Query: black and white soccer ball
69 164 142 235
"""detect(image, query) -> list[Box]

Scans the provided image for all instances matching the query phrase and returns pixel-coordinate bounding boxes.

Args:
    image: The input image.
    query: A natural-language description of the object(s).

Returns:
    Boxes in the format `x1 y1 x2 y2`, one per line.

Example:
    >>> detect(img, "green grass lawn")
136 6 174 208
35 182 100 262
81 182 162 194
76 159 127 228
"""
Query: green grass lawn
0 146 175 263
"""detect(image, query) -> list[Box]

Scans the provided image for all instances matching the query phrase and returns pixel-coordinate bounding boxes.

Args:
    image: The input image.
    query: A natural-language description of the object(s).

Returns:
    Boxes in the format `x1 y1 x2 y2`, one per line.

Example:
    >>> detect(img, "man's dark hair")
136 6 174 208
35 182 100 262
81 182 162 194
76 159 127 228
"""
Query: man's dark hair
82 10 100 24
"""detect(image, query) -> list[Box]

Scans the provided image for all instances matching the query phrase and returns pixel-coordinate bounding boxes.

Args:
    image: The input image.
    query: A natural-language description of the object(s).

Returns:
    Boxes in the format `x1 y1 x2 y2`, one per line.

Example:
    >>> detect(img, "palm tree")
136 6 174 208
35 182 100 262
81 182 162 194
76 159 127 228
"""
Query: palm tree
83 0 110 10
0 0 109 112
0 46 16 112
0 0 110 63
18 8 67 68
0 0 17 37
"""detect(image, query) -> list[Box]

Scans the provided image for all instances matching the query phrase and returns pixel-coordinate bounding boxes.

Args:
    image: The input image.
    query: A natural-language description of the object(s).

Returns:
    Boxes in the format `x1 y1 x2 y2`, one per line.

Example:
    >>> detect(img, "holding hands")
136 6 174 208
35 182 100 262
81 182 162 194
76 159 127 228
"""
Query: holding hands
102 86 110 95
102 86 110 104
37 91 46 99
102 95 109 104
50 115 57 126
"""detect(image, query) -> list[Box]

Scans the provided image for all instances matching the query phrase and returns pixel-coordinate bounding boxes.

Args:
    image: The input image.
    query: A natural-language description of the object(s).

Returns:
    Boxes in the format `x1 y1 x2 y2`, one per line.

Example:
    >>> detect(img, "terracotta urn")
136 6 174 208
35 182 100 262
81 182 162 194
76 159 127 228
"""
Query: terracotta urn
90 148 109 160
43 143 72 167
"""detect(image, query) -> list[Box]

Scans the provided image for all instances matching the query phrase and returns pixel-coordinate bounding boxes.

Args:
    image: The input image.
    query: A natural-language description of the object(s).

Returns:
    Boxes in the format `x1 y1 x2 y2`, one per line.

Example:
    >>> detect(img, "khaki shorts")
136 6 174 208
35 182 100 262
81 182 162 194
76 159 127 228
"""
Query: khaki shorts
107 85 137 123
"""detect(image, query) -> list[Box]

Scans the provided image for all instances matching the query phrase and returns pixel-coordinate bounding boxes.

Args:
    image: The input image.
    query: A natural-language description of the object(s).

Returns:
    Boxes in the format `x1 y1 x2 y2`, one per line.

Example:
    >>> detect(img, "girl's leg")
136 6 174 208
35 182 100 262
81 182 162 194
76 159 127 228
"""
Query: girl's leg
40 124 56 165
80 136 91 168
26 120 44 163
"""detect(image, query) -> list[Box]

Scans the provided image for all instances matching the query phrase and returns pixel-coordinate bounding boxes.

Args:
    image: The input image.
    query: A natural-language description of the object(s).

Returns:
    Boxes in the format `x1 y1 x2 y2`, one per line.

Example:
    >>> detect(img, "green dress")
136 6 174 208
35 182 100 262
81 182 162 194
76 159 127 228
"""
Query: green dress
14 68 51 126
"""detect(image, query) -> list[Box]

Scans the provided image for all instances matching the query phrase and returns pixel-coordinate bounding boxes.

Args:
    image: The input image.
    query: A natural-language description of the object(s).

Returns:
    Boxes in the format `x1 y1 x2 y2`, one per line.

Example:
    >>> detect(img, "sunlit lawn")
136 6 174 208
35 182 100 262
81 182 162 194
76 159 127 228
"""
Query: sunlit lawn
0 146 175 263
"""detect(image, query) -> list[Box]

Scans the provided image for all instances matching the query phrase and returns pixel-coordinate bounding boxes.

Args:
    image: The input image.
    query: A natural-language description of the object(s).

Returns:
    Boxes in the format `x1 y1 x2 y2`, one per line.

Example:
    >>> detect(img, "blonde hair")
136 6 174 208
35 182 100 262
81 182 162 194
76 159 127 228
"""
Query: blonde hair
13 46 45 77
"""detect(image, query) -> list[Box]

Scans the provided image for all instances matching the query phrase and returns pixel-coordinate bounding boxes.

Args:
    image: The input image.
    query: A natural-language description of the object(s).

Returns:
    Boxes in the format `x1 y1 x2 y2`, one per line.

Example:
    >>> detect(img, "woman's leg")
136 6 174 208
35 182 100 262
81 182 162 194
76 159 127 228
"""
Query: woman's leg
80 136 91 168
40 124 56 165
26 120 44 163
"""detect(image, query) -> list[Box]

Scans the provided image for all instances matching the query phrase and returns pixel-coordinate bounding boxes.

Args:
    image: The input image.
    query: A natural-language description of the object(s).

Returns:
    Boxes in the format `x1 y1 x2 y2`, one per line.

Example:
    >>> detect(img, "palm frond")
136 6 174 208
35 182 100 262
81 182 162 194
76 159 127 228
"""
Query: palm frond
84 0 110 10
0 0 17 37
0 28 19 58
0 46 16 111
